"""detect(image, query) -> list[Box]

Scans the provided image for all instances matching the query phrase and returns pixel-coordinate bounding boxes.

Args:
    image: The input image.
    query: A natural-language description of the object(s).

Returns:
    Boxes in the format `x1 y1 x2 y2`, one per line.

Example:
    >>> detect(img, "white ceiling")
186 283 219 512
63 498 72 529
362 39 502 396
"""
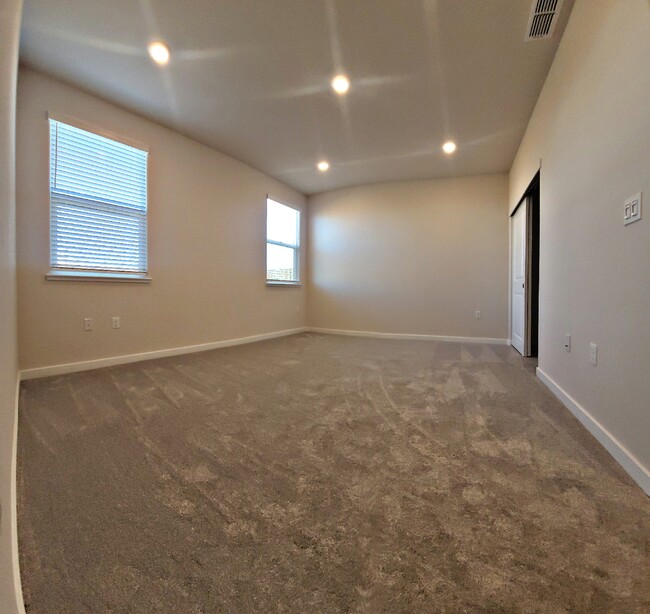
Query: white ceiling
20 0 573 195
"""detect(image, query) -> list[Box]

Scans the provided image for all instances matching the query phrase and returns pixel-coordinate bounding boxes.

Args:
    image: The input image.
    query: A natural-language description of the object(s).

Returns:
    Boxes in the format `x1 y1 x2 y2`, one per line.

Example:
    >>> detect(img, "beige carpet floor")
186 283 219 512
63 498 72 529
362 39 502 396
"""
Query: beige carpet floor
17 333 650 612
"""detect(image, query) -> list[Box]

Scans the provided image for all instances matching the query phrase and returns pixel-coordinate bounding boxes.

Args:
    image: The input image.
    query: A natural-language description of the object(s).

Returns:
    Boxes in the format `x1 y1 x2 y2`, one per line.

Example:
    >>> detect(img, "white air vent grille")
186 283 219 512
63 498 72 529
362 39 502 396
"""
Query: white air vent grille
525 0 564 41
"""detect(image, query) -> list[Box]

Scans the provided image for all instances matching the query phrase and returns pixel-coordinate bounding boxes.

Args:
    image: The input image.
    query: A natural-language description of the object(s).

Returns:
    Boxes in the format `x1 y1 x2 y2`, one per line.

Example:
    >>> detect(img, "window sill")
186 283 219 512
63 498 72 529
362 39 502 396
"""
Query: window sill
46 271 152 283
266 281 302 288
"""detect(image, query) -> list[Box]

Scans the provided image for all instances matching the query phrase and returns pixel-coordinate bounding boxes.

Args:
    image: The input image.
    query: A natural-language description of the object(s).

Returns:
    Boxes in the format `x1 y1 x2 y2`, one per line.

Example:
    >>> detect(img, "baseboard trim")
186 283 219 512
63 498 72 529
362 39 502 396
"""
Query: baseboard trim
19 326 509 381
19 327 308 380
536 367 650 496
308 327 509 345
11 377 26 613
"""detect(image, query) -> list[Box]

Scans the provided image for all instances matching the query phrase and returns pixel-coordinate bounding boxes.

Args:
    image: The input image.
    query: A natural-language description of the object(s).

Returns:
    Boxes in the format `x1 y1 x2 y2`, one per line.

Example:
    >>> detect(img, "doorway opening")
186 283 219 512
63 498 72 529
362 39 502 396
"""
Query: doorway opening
510 171 540 357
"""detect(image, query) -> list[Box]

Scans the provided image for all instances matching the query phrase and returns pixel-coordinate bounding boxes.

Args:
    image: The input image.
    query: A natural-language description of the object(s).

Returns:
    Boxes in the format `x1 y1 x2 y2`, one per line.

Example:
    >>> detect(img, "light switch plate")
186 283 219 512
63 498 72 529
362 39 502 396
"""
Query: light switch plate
624 192 642 225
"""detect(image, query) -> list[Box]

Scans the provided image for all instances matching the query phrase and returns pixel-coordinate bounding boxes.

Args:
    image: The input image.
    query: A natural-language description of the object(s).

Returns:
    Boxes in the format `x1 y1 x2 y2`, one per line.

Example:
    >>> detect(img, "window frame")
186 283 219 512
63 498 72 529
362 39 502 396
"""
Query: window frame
46 113 151 283
265 196 301 287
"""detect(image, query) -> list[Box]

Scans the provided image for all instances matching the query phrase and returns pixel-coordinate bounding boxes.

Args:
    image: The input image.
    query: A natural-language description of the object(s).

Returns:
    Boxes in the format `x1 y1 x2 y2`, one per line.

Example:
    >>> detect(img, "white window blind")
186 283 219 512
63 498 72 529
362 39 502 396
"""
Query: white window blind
49 118 149 275
266 198 300 283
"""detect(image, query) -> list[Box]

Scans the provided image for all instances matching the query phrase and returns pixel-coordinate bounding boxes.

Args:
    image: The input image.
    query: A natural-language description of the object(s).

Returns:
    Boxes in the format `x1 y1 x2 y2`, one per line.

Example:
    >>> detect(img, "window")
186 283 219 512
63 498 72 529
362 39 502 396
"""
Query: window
48 118 149 280
266 198 300 284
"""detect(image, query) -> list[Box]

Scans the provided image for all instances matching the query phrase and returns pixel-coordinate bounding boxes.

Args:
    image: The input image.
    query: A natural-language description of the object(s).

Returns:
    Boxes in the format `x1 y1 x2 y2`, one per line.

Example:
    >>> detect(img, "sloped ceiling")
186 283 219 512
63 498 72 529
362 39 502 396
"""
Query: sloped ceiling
20 0 573 194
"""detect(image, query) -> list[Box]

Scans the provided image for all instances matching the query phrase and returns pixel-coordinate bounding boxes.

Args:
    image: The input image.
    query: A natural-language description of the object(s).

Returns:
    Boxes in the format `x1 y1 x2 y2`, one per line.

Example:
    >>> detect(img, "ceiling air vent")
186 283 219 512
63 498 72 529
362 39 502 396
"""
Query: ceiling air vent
525 0 564 41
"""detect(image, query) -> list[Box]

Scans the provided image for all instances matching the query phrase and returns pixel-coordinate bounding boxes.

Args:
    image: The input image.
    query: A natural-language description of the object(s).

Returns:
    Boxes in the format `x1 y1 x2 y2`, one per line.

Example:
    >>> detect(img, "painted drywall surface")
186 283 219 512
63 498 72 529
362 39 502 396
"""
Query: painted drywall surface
308 175 509 339
16 69 307 370
510 0 650 471
0 2 25 612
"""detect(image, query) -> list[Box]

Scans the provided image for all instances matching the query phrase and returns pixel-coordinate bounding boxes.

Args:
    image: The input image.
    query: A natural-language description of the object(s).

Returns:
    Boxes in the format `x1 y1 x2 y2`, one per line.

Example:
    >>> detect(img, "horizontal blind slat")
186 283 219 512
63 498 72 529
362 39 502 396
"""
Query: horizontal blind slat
52 159 147 207
52 196 147 219
53 139 147 174
52 150 147 184
52 190 147 213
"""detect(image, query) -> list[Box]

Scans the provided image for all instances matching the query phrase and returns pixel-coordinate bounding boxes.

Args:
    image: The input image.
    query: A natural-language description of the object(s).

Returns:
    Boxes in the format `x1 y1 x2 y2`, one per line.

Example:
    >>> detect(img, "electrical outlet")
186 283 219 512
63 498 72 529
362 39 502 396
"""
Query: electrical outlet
475 310 481 319
83 317 94 332
112 316 121 329
564 334 571 352
590 343 598 366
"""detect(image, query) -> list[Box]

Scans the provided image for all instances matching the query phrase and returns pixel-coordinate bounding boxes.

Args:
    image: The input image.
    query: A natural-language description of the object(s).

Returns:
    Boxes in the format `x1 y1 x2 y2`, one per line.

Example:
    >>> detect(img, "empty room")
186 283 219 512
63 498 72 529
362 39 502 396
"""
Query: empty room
1 0 649 612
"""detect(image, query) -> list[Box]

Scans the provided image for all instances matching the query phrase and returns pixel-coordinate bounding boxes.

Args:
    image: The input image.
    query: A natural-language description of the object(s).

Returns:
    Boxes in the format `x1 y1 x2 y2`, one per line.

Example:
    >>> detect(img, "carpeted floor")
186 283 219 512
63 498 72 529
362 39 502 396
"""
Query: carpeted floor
18 333 650 612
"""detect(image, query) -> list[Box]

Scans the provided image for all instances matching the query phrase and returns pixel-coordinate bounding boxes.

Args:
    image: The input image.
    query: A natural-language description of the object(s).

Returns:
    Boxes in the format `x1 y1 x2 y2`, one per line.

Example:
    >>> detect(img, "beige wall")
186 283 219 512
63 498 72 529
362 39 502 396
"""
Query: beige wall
1 2 25 612
308 175 509 339
510 1 650 475
16 69 307 371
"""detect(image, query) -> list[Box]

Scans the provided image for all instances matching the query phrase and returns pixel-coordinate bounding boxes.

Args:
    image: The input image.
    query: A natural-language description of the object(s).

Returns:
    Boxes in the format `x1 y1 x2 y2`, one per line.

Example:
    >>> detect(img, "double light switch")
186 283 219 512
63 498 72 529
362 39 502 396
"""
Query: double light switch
624 192 642 226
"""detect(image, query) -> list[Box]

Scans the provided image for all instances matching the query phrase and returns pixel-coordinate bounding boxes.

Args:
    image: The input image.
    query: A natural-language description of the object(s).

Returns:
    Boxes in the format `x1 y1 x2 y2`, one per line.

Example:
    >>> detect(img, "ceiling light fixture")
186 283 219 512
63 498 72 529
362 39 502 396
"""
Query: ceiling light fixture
331 74 350 95
148 41 170 66
317 160 330 172
442 141 457 154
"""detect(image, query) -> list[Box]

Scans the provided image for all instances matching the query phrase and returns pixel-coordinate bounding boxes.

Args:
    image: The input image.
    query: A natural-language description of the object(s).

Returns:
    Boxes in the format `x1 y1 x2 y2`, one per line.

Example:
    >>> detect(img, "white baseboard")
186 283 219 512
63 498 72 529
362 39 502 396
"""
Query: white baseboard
537 367 650 496
20 327 308 380
10 378 26 613
20 326 509 381
308 327 509 345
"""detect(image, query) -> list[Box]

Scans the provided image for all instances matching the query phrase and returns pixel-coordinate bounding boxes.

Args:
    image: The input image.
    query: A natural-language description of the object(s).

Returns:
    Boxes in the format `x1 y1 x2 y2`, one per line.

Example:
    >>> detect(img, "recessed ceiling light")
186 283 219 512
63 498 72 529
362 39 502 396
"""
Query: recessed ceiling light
442 141 457 154
331 74 350 95
148 41 170 66
317 160 330 172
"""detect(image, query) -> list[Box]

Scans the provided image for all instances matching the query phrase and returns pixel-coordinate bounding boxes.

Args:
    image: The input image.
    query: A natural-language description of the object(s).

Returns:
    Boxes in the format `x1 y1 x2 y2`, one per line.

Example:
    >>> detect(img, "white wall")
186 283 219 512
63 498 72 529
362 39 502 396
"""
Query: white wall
0 1 25 612
16 69 307 372
510 0 650 488
308 175 509 340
